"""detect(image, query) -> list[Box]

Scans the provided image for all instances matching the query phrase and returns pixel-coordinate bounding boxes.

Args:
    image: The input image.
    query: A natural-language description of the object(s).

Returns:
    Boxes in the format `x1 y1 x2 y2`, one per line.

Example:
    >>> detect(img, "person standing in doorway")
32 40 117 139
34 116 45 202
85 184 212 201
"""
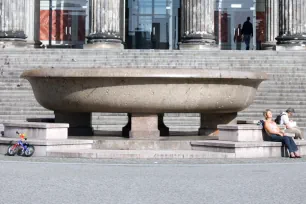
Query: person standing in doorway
242 17 253 50
233 24 242 50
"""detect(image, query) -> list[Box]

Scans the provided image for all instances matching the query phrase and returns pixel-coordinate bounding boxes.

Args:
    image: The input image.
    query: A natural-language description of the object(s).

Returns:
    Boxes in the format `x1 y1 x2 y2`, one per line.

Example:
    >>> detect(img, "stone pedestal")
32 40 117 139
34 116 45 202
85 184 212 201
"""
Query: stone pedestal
218 124 263 142
55 112 93 136
276 0 306 50
179 0 217 50
85 0 123 49
199 113 237 136
129 114 160 139
122 113 169 137
0 0 40 48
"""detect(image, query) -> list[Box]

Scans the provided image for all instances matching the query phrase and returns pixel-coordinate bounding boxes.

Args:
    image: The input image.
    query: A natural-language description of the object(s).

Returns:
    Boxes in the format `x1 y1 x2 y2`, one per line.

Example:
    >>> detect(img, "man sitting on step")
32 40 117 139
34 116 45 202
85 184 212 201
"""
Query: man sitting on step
280 108 304 140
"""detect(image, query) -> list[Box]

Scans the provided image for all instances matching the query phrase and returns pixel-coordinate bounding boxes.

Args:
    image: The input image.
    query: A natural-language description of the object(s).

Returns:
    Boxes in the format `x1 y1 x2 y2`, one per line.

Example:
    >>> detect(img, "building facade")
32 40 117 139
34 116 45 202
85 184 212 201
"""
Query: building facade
0 0 305 50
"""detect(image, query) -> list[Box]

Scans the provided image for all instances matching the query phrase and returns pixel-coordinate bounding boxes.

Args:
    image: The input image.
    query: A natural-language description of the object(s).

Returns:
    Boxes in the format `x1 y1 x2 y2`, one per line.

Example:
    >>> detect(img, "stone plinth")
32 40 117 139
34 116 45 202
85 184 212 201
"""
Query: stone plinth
3 122 69 140
218 124 263 142
129 114 160 139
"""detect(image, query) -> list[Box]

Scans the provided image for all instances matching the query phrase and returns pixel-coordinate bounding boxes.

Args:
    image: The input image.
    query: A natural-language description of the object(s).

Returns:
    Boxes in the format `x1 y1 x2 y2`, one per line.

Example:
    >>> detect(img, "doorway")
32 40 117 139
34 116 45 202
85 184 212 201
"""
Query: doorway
126 0 180 49
40 0 87 48
217 0 257 50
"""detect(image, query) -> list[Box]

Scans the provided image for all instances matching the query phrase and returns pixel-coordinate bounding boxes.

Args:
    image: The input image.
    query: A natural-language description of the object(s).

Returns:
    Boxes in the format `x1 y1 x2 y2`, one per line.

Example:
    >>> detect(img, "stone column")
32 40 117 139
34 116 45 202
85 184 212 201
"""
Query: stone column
0 0 40 48
276 0 306 50
179 0 217 50
199 113 237 136
25 0 41 47
262 0 279 50
85 0 123 49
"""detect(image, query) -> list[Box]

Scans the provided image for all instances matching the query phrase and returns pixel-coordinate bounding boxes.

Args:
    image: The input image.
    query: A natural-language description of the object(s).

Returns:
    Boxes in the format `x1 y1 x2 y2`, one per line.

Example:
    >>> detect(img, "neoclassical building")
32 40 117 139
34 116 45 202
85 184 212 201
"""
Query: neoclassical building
0 0 305 50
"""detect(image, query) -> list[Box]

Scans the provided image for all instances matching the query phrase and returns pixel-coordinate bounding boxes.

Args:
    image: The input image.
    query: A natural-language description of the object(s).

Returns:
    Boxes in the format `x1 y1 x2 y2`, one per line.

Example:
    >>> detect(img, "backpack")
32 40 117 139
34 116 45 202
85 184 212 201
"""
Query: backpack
274 113 286 124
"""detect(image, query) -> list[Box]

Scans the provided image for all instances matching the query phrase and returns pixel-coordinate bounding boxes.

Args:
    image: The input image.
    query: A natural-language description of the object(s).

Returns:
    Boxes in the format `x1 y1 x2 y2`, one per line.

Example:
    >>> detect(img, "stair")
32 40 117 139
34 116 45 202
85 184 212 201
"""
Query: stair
1 49 306 133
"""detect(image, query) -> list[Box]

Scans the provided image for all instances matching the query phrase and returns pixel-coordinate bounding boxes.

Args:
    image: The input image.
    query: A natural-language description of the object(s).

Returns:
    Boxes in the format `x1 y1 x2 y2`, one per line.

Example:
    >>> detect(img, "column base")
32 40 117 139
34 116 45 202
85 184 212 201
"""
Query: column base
0 38 42 49
261 42 276 50
199 113 237 136
129 113 160 139
84 38 123 49
179 35 218 50
55 112 93 136
276 35 306 51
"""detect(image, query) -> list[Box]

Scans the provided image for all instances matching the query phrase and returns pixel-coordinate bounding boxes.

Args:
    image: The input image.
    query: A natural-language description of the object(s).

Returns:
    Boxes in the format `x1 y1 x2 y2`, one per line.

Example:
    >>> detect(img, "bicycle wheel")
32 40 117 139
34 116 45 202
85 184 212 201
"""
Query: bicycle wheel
24 145 35 157
7 145 18 156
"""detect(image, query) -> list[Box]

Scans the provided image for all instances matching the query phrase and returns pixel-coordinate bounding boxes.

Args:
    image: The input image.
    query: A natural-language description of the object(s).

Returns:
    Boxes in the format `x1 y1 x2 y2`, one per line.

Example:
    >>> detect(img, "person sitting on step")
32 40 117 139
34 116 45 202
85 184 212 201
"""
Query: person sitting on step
280 108 304 140
263 109 301 158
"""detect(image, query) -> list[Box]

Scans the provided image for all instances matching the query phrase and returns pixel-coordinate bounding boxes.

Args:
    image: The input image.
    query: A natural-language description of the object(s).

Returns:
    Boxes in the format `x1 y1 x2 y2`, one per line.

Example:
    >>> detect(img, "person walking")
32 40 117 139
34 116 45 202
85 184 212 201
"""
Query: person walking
242 17 253 50
233 24 243 50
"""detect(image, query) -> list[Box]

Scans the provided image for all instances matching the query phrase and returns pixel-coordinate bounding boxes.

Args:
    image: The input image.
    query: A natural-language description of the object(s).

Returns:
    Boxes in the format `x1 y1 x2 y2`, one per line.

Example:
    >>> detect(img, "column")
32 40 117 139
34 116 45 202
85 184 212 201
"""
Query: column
179 0 217 50
25 0 41 47
0 0 26 47
85 0 123 49
0 0 39 48
276 0 306 50
262 0 279 50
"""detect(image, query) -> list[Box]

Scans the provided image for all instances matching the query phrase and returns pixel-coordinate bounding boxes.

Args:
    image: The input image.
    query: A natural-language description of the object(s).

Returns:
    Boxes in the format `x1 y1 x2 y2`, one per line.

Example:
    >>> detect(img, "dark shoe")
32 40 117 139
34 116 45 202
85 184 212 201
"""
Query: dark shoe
289 155 296 158
295 155 302 158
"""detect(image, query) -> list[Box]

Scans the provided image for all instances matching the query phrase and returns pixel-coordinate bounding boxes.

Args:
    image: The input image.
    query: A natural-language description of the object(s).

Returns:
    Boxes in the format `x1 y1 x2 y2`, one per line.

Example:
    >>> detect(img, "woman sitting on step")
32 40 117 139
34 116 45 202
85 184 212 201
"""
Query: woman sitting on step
263 109 301 158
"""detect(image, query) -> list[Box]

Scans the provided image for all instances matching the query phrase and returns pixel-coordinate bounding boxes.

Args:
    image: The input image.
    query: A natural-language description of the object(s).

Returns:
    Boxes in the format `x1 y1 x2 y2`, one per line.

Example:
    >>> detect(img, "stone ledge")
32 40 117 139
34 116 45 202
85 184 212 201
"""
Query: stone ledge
3 122 69 128
4 122 69 140
218 124 262 130
0 137 94 146
191 140 284 148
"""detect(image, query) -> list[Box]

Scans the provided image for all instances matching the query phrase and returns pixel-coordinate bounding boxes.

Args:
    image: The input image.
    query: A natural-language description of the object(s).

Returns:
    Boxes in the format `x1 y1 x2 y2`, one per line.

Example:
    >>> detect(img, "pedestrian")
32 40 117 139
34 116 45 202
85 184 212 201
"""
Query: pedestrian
242 17 253 50
234 24 243 50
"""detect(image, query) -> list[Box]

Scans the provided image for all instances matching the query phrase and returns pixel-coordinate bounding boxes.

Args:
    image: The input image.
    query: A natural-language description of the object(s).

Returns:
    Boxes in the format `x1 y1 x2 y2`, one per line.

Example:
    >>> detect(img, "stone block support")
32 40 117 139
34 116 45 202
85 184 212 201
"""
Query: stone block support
85 0 123 49
122 113 169 137
129 114 160 139
0 0 40 48
55 112 93 136
179 0 217 50
276 0 306 50
218 124 263 142
199 113 237 136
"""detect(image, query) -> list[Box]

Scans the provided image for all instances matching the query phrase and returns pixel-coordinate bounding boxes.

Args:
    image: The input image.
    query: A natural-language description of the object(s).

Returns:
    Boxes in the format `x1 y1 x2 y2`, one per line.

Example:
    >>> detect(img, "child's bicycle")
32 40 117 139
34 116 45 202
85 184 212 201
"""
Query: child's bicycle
7 131 35 157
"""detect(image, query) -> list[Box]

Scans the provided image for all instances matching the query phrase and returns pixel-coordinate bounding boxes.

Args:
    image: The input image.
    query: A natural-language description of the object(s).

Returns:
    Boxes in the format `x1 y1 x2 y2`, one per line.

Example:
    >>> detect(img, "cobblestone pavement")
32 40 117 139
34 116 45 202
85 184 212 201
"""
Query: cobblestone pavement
1 155 306 204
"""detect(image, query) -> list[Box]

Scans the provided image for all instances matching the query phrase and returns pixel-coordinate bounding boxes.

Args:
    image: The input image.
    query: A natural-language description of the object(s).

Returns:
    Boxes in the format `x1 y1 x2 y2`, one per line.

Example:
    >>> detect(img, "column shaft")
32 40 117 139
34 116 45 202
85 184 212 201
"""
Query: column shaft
86 0 123 49
0 0 26 39
276 0 306 50
180 0 217 49
262 0 279 49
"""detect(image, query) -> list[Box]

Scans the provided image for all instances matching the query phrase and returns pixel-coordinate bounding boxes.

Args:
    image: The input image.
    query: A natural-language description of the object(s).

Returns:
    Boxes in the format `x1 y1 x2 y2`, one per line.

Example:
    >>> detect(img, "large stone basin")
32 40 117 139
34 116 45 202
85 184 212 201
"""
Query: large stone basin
21 68 268 138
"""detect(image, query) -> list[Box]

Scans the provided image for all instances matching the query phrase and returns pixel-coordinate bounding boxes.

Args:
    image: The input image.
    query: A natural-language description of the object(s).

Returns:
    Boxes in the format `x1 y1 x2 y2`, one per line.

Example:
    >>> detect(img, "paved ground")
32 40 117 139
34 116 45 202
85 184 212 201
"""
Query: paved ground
1 155 306 204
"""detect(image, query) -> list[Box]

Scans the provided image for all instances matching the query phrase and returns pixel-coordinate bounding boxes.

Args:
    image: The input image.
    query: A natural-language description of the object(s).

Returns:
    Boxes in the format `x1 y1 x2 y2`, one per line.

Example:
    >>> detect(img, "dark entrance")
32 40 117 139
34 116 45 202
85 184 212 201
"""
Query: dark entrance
125 0 180 49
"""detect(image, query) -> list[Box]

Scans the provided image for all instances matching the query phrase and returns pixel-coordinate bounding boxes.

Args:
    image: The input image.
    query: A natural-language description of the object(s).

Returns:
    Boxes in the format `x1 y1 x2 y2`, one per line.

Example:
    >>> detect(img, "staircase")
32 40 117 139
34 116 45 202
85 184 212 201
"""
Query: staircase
0 49 305 134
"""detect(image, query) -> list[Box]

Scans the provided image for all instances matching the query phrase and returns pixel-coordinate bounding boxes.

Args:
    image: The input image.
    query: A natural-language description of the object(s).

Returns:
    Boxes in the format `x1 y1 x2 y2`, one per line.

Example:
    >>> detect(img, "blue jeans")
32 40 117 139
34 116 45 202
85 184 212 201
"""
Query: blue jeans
270 134 298 153
244 35 251 50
